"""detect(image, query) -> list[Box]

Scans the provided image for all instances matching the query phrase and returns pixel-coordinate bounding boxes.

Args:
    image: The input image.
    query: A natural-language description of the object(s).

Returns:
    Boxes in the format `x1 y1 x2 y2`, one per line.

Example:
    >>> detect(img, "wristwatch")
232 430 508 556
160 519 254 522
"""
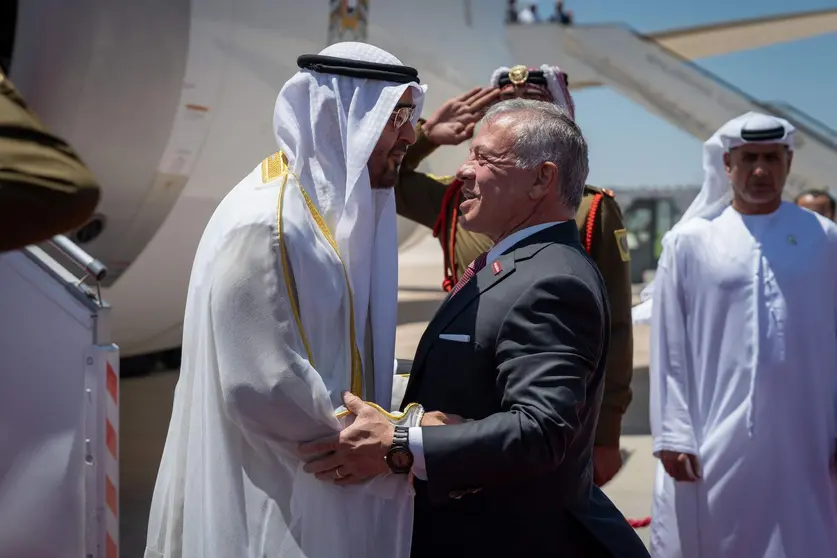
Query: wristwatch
385 426 414 474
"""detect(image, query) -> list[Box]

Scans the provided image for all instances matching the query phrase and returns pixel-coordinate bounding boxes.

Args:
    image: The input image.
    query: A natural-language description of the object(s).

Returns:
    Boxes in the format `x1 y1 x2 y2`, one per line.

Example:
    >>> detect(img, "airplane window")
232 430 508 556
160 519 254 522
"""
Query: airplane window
74 215 107 245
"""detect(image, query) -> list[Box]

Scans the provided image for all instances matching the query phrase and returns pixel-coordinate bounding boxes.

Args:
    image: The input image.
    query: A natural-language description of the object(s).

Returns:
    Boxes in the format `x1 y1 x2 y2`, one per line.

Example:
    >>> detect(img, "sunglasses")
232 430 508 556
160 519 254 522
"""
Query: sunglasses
390 105 415 129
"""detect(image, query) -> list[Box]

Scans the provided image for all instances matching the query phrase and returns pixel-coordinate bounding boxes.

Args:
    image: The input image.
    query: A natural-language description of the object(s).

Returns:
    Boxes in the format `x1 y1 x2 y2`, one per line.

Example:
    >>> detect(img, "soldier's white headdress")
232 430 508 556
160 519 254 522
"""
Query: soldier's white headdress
490 64 575 119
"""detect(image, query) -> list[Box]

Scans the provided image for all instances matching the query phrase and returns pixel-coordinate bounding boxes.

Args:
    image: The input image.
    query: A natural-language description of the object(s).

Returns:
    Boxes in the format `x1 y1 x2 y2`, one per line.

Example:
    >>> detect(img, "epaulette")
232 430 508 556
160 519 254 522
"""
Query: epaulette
261 152 288 183
426 173 457 184
584 185 615 198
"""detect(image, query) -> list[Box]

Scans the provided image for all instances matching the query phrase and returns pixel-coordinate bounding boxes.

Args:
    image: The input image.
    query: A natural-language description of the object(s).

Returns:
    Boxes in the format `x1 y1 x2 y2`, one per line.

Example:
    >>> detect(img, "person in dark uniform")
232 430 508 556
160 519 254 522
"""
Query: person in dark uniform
0 70 100 253
394 65 634 487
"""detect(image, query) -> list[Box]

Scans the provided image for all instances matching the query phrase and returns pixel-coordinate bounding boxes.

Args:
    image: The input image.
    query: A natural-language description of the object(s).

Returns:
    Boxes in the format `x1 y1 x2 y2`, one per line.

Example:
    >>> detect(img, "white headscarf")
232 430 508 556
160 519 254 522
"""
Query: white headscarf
632 111 796 324
274 42 426 405
489 64 576 119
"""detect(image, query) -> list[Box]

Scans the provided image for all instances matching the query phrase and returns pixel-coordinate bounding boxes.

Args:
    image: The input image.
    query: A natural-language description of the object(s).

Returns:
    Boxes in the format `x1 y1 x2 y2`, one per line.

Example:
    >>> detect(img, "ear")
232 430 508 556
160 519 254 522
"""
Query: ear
529 161 557 200
786 150 794 173
723 152 732 175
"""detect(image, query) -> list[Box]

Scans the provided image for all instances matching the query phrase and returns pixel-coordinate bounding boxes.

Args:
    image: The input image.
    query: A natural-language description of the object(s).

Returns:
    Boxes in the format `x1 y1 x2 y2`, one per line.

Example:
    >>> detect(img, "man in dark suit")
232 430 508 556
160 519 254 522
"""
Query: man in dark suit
299 98 648 557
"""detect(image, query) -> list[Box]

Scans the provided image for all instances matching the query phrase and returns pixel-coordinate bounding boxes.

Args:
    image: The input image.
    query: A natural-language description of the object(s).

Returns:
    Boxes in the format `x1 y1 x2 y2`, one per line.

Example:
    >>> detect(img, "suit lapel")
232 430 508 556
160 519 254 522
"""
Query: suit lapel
404 222 581 401
409 252 516 384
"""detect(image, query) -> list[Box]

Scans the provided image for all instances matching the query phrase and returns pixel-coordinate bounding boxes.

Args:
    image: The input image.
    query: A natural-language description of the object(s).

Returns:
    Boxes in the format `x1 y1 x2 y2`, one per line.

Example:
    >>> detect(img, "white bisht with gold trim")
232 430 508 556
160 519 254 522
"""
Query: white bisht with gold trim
144 42 426 558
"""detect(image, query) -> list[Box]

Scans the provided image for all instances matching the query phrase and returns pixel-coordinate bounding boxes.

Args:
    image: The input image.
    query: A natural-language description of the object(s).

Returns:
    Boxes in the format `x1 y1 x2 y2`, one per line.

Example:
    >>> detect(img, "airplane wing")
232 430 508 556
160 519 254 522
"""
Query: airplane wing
568 8 837 91
651 7 837 59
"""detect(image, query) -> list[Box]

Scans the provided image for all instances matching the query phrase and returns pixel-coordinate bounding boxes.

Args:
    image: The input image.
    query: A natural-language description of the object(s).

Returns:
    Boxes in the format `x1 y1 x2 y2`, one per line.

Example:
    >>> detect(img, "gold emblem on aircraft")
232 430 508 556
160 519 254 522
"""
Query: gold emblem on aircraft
328 0 368 44
508 65 529 85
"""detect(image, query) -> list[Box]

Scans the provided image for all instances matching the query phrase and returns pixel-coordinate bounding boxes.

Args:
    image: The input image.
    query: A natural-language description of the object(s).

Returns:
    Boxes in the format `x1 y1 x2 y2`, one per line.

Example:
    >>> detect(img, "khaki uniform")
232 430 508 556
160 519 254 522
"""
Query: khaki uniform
0 70 100 253
394 123 633 447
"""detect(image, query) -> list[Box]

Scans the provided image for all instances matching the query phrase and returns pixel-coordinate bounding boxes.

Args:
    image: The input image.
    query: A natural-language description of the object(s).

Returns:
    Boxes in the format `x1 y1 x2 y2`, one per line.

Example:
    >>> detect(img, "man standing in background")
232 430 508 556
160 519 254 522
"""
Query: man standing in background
795 188 835 220
649 112 837 557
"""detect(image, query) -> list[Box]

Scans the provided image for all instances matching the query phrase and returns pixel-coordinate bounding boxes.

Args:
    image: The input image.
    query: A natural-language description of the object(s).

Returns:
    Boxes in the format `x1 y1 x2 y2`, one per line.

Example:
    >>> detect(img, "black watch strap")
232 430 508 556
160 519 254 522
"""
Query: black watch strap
386 425 414 474
393 425 410 446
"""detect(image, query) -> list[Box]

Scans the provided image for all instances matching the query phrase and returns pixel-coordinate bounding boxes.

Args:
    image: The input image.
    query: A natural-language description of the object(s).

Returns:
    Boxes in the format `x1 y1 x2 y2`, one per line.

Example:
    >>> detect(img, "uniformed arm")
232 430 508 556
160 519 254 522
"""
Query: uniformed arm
400 86 495 174
452 227 494 278
0 72 100 252
419 274 604 502
393 123 453 231
590 196 633 447
649 244 698 456
209 223 340 446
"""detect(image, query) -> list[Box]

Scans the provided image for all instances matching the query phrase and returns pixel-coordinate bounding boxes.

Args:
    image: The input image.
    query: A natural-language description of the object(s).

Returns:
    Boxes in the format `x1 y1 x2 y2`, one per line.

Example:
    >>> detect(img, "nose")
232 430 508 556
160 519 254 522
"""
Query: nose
752 164 768 177
400 120 417 145
456 162 476 181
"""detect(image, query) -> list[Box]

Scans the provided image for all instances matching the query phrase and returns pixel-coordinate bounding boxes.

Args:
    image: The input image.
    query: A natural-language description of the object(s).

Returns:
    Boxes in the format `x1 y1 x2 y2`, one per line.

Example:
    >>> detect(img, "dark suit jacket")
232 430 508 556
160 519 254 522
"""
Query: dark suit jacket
401 222 648 558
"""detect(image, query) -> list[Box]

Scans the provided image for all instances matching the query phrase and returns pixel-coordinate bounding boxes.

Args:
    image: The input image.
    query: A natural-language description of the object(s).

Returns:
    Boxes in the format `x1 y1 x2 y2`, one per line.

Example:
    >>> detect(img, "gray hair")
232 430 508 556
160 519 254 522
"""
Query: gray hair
481 99 589 212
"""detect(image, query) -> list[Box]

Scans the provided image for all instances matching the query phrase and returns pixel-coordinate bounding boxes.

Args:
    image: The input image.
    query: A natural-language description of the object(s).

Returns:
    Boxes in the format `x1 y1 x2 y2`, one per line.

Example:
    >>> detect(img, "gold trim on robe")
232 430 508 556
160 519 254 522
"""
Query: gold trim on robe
266 151 364 397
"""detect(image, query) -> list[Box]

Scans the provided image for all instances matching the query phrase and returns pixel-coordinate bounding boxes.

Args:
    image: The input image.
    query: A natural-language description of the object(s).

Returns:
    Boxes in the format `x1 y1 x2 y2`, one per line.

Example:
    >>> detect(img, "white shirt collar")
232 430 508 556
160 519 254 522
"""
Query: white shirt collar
486 221 565 264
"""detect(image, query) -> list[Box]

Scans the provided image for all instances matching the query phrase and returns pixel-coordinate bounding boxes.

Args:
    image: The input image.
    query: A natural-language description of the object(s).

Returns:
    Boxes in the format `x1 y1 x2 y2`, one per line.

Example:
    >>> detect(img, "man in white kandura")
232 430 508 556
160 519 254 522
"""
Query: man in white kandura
144 42 429 558
649 111 837 557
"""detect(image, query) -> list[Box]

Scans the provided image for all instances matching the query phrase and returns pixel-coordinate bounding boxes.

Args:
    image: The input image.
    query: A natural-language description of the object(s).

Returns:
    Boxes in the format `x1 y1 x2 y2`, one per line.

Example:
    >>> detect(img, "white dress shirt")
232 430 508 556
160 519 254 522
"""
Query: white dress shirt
408 221 564 479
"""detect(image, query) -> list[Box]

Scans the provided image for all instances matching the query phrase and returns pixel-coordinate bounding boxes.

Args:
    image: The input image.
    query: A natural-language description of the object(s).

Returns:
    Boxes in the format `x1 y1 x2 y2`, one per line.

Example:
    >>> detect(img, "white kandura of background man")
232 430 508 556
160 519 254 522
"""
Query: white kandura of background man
649 111 837 558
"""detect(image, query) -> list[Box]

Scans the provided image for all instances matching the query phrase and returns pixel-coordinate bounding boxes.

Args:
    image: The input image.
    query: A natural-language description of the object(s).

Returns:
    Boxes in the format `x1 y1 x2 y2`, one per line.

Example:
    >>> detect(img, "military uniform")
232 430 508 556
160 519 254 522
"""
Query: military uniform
0 70 100 253
394 122 633 448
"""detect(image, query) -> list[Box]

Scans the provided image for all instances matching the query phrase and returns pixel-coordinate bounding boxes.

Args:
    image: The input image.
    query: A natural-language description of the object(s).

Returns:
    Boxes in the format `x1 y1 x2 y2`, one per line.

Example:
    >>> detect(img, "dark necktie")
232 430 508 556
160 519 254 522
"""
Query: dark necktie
449 251 488 298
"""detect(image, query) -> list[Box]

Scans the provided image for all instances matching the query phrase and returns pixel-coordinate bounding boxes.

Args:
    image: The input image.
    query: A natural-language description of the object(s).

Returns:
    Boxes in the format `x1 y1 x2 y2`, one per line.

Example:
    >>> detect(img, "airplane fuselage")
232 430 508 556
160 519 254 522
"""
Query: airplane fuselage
8 1 836 358
10 0 512 356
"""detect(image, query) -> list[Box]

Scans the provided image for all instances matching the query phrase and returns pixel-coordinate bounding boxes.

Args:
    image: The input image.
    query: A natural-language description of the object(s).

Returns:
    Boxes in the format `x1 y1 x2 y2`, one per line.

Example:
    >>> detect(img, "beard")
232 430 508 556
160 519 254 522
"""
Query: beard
371 151 406 189
373 164 400 189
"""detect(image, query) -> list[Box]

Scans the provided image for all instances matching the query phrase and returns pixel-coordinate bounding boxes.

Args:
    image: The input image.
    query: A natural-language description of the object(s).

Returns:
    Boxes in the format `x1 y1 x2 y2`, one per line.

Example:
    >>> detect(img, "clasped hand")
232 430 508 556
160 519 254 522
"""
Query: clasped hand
298 391 394 485
298 392 466 485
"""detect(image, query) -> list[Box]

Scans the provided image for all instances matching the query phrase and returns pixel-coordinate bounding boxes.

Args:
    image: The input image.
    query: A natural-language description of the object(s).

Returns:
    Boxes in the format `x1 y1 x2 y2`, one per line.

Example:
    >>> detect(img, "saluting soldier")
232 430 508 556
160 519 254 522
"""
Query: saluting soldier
394 65 634 487
0 69 100 253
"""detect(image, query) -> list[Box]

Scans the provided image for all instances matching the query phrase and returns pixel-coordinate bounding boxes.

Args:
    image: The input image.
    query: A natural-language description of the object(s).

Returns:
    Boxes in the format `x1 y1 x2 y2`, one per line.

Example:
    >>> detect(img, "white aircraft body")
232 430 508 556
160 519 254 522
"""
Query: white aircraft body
6 1 836 360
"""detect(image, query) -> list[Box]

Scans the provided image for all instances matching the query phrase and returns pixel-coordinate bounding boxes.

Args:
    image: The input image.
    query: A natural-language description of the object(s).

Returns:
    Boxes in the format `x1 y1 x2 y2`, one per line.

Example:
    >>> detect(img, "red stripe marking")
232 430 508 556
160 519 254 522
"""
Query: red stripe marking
106 533 117 558
106 362 118 404
584 193 604 254
628 516 651 528
105 475 118 516
106 420 118 459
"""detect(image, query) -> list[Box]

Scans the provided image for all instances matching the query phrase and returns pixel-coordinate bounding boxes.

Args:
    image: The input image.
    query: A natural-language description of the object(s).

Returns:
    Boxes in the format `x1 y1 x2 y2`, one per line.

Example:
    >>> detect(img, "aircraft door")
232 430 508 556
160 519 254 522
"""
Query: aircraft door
623 197 681 284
